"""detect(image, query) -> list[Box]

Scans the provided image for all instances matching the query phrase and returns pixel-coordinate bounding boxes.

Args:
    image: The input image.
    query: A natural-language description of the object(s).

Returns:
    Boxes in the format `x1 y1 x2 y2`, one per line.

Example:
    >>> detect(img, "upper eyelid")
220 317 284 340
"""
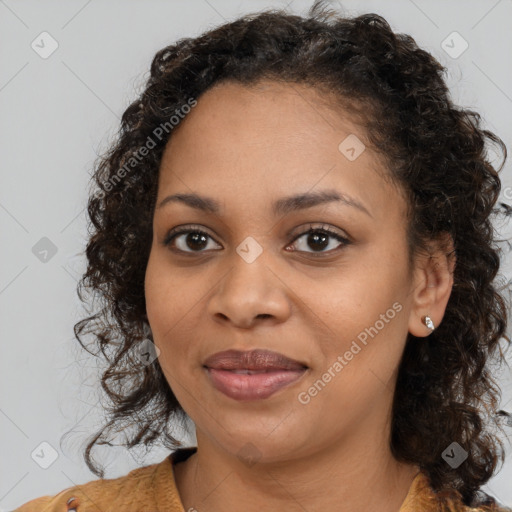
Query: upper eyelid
164 223 351 247
166 222 347 236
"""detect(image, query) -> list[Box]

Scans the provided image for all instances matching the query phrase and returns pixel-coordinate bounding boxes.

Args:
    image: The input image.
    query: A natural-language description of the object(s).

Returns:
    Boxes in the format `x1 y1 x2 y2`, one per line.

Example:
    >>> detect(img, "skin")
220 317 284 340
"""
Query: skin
144 80 455 512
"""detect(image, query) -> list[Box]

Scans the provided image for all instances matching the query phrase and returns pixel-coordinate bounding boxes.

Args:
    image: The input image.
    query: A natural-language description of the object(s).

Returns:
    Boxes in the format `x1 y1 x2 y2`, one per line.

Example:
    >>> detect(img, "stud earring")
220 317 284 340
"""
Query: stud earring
421 315 435 332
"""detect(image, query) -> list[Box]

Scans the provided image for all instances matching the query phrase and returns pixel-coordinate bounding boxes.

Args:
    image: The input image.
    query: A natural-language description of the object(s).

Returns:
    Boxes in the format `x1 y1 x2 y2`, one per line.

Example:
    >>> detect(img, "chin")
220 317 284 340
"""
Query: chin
202 426 310 463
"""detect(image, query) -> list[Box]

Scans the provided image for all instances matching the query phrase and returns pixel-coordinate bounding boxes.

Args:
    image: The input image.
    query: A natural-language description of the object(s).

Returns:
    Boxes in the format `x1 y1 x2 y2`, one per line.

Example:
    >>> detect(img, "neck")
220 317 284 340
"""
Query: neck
174 416 420 512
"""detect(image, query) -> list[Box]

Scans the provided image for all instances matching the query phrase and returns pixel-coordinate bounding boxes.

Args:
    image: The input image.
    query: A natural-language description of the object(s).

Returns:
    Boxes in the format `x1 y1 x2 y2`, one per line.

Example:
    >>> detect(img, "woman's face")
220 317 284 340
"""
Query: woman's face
145 80 427 463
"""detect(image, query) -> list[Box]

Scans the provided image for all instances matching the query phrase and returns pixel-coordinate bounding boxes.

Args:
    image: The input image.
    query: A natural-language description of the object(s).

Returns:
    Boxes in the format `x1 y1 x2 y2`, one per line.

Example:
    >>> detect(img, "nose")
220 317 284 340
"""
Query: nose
206 252 292 329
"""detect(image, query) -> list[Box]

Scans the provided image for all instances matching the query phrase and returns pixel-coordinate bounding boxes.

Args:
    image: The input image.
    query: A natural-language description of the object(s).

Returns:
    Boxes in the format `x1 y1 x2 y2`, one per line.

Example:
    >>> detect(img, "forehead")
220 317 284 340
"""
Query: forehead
167 79 367 151
156 80 402 221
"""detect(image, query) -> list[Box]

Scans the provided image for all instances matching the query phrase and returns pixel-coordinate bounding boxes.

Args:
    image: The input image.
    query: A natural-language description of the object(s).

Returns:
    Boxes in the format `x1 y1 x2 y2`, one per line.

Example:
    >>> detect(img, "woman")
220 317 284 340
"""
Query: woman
15 1 512 510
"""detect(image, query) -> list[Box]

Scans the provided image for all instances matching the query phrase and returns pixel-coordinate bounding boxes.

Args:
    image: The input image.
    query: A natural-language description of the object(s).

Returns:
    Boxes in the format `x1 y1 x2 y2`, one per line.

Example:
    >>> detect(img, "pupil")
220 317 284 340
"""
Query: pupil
309 232 328 251
187 232 207 250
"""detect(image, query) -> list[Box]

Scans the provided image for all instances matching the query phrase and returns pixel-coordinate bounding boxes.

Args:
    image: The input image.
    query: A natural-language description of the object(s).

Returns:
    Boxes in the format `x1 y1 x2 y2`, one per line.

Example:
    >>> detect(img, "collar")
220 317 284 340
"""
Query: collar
153 446 197 511
399 471 443 511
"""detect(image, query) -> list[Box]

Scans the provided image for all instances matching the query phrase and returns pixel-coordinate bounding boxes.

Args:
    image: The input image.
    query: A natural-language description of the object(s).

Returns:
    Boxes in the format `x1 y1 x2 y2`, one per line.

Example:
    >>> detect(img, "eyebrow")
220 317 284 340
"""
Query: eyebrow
156 189 372 218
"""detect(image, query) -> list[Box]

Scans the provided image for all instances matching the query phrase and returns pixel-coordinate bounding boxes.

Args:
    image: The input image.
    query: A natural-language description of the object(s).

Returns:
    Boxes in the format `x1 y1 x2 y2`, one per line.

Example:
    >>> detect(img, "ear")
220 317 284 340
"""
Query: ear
408 232 456 337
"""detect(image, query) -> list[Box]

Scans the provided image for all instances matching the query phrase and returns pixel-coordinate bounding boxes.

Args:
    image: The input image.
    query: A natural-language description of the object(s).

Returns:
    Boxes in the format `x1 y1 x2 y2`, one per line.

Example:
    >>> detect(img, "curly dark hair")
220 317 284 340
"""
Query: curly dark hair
72 0 511 506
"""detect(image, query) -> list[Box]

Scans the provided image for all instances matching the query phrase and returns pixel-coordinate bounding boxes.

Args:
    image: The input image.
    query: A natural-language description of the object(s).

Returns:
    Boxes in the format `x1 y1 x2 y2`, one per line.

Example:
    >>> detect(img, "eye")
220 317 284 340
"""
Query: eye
162 223 351 256
287 223 351 256
163 225 221 254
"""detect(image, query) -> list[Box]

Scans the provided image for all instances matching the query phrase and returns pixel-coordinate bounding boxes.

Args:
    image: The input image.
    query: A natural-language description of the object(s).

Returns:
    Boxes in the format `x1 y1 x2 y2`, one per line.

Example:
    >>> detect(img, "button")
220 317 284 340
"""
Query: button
66 496 78 511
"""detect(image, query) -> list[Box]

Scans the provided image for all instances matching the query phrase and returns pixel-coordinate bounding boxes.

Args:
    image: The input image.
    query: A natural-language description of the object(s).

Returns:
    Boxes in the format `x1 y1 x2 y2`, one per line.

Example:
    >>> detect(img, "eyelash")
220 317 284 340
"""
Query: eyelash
162 223 351 257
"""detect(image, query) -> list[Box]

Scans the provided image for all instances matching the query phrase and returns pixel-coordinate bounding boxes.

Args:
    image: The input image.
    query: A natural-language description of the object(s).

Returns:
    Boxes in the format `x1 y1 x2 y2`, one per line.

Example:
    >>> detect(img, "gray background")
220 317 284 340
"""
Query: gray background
1 0 511 509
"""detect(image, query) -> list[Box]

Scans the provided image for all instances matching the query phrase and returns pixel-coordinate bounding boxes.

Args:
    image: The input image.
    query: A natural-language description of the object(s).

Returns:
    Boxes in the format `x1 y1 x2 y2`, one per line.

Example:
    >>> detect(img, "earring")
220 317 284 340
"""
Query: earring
421 315 435 332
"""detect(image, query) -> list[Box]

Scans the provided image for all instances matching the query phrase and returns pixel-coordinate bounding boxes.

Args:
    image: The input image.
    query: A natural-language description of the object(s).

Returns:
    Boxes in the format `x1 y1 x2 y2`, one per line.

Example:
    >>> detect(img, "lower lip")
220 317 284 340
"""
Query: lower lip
205 368 307 401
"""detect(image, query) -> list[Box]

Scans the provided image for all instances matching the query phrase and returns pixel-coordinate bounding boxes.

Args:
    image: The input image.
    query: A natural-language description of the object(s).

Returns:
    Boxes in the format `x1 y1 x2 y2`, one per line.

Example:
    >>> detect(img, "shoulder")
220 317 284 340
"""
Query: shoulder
12 456 174 512
402 472 511 512
464 502 512 512
465 491 512 512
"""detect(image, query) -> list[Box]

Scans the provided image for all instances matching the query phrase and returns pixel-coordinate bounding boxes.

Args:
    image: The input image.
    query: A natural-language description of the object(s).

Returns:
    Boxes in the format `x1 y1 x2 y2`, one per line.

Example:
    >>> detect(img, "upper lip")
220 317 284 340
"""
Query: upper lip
203 349 308 371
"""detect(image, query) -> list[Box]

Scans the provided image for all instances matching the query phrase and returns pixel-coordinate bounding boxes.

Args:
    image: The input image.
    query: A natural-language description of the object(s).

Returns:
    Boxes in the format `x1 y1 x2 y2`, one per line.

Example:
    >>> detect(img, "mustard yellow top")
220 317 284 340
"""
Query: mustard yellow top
13 447 511 512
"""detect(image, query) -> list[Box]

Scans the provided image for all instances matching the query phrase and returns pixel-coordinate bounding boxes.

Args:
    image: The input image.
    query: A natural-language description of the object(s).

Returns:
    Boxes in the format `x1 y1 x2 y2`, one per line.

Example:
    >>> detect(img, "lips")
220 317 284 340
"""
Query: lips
203 349 309 401
203 349 308 372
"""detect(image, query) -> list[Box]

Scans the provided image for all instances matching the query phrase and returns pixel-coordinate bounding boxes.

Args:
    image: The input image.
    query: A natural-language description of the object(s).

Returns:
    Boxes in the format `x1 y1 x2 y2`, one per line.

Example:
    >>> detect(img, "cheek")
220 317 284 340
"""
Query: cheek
145 253 192 327
145 259 169 329
144 257 206 376
309 268 400 340
302 323 407 424
145 258 182 357
307 277 408 399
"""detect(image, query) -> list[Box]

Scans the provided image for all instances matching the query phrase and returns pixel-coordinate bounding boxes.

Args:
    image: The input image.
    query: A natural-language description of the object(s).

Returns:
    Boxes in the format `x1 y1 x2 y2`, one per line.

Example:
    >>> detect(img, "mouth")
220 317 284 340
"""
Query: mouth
202 348 309 401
